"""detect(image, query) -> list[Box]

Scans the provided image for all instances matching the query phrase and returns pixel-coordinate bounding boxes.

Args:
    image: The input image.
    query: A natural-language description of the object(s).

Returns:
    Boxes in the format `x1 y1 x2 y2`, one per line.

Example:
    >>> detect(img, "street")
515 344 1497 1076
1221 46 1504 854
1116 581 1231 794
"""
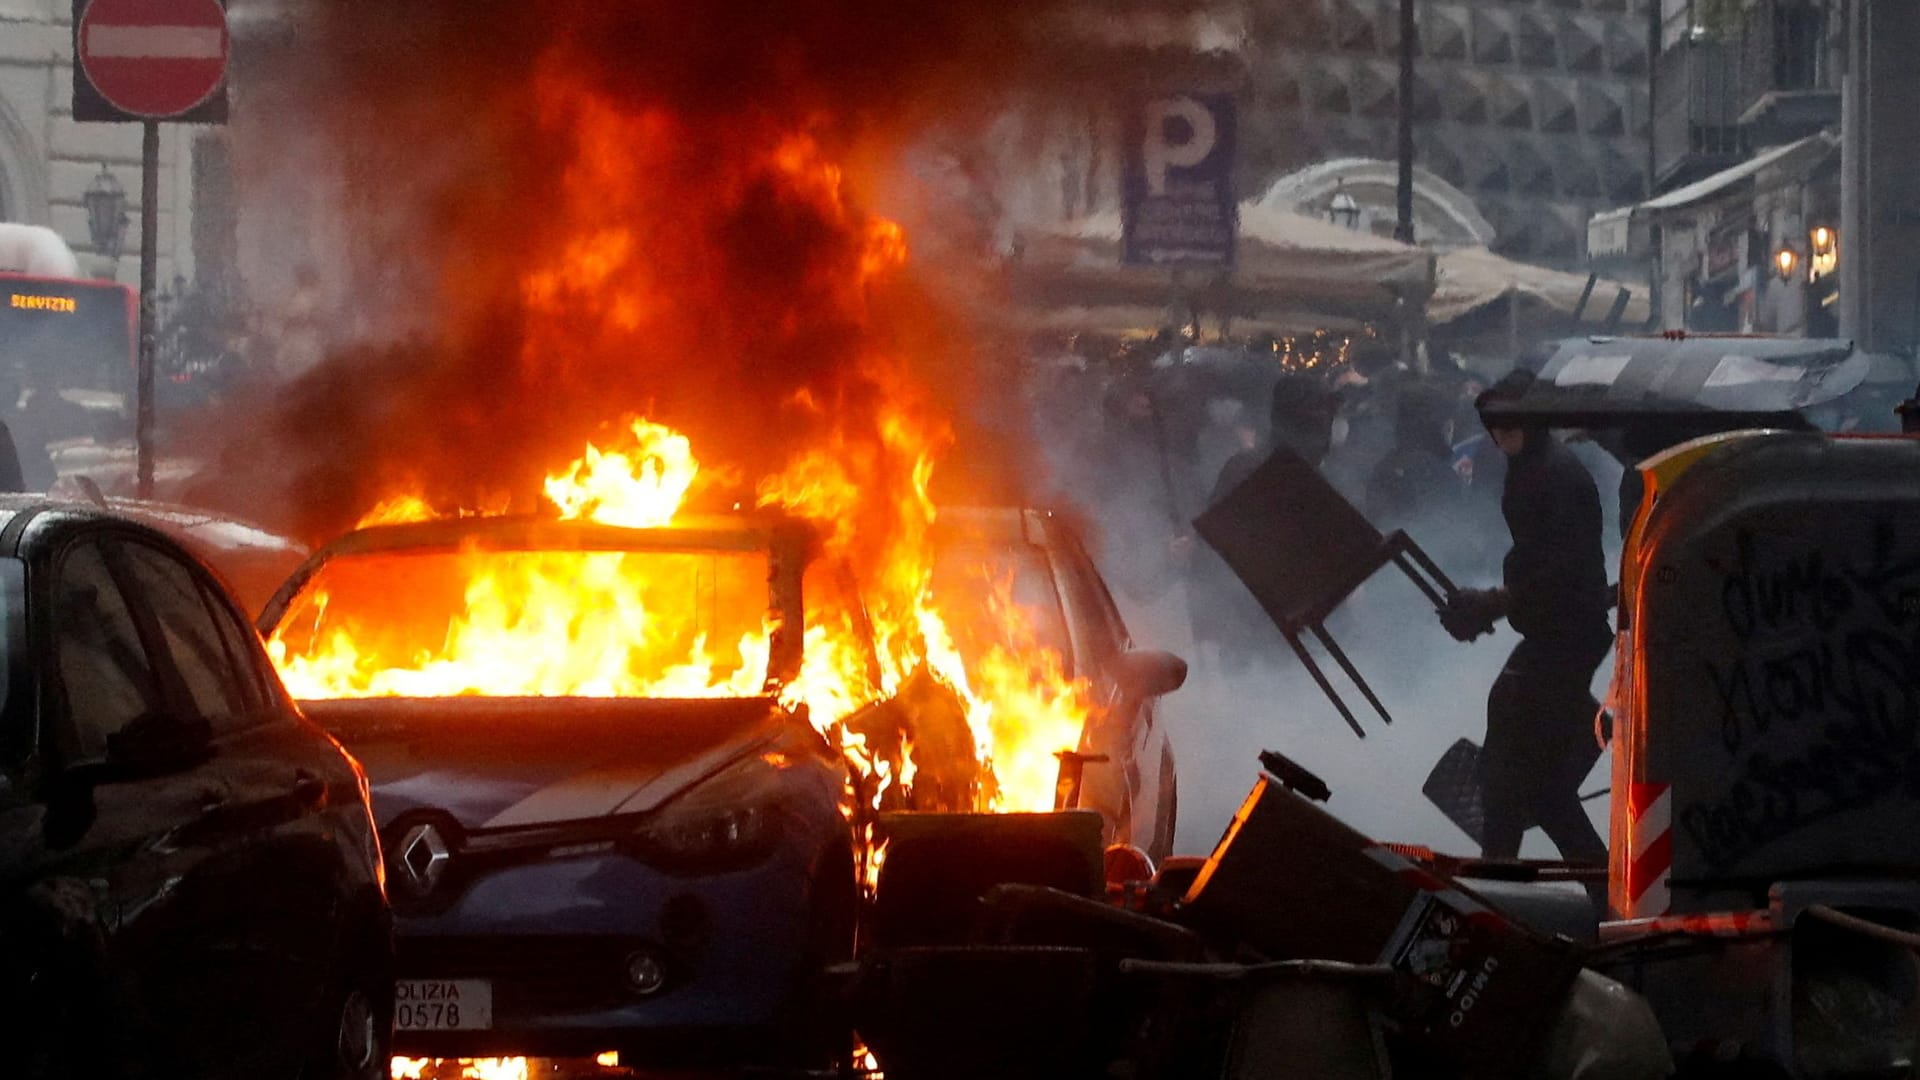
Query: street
3 1 1919 1078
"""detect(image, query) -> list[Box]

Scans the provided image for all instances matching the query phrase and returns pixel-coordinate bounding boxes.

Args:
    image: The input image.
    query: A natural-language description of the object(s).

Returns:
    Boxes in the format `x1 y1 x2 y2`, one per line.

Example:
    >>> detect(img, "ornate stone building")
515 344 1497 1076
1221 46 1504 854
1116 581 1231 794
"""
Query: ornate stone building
1241 0 1653 265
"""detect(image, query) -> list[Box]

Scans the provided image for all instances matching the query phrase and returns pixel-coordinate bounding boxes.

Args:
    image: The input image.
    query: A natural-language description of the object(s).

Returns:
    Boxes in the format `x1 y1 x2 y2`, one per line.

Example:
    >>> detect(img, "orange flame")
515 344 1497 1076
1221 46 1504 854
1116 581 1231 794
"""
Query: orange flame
268 99 1096 826
272 412 1094 816
544 418 698 527
391 1058 529 1080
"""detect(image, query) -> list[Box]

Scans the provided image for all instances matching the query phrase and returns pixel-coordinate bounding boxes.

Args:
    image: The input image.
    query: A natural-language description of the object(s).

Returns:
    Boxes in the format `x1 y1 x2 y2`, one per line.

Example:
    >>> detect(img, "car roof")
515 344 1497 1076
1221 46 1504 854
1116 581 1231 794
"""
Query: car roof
931 506 1056 547
304 512 810 560
0 495 245 553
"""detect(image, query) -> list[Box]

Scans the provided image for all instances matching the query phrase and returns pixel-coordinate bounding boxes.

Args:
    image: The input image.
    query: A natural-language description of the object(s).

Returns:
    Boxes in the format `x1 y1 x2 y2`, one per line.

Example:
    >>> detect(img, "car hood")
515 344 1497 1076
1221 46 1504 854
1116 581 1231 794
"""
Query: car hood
302 696 796 831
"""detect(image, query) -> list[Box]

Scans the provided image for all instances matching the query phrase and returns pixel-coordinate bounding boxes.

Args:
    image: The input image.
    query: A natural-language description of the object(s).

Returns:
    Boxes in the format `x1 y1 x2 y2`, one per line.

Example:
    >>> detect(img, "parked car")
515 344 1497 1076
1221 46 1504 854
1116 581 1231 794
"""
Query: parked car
927 507 1183 863
63 494 310 617
258 514 858 1067
0 497 392 1080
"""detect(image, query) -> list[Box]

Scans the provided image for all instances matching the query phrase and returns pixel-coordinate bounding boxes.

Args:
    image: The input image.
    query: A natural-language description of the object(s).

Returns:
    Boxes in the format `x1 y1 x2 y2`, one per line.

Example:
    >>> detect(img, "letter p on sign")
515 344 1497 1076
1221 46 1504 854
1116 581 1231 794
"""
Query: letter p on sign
1142 97 1216 197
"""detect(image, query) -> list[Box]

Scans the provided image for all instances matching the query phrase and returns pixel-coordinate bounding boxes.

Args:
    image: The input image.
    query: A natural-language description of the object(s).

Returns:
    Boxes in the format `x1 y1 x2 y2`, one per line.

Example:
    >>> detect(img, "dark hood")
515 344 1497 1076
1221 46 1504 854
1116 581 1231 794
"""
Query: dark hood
303 696 792 830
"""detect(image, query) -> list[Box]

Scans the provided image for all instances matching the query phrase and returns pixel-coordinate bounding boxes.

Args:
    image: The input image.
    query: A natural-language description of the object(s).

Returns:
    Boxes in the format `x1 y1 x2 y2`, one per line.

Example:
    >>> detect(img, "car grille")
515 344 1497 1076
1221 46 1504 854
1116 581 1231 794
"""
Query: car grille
399 935 662 1015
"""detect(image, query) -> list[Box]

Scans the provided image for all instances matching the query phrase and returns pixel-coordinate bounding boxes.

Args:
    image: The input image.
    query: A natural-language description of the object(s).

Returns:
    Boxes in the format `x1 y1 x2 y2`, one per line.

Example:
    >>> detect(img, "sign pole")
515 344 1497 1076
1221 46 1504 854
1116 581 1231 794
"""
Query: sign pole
73 0 231 500
136 118 157 500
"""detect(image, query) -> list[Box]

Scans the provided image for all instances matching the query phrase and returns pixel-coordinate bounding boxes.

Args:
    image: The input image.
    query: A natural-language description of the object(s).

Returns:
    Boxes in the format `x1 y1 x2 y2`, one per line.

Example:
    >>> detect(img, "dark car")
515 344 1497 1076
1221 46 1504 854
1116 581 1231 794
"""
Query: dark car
0 497 392 1079
928 508 1183 863
259 515 858 1067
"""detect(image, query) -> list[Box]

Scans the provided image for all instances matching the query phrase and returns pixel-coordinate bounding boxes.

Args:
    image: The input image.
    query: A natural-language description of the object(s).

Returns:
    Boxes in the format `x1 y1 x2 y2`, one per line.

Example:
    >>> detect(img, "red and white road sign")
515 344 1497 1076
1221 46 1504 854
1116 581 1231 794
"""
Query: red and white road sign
77 0 228 119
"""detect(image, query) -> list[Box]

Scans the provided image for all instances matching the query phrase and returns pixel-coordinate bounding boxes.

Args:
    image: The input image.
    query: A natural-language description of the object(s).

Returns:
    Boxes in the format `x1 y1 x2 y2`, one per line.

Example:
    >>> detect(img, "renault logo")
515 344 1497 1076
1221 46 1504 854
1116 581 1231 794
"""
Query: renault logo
395 822 450 897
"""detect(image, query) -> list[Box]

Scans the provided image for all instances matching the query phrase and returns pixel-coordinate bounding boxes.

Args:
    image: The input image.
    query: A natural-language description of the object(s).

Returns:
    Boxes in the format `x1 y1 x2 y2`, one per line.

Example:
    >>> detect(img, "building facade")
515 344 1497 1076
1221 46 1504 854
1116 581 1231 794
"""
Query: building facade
1589 0 1846 336
1242 0 1653 265
0 0 205 284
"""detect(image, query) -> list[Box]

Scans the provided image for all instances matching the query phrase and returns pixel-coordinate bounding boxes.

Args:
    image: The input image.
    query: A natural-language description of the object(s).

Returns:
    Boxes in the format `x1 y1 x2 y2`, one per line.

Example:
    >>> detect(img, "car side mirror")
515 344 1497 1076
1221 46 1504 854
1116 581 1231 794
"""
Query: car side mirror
1109 649 1188 702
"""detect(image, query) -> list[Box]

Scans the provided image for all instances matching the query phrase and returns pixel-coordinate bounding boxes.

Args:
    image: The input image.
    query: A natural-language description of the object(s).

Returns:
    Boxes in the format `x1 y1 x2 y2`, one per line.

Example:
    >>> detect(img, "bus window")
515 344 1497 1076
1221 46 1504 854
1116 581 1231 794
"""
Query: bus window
0 273 136 393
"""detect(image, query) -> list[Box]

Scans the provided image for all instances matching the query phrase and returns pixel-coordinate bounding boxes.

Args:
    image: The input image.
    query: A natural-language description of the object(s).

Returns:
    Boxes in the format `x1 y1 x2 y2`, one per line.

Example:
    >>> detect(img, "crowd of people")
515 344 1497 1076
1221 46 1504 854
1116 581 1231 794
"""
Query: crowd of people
1027 332 1920 876
1029 337 1525 671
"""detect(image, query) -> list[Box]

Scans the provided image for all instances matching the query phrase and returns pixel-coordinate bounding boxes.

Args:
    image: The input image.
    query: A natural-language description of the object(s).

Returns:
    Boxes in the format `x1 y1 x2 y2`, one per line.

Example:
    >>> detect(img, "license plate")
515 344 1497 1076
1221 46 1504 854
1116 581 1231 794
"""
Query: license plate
394 979 493 1030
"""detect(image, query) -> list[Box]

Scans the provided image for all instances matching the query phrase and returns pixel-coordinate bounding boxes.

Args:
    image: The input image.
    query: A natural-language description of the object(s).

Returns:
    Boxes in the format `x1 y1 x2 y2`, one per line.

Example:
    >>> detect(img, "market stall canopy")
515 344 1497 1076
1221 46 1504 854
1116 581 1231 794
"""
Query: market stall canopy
1477 335 1870 430
1006 203 1435 332
1430 245 1649 327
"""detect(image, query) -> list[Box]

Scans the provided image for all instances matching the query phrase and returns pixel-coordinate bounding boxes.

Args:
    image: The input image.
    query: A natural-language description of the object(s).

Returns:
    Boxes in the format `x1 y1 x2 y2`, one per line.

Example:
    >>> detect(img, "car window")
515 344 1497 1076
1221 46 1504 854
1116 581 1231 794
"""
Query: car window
114 541 259 733
201 578 273 711
270 545 772 699
928 541 1073 678
54 542 163 761
1051 538 1131 668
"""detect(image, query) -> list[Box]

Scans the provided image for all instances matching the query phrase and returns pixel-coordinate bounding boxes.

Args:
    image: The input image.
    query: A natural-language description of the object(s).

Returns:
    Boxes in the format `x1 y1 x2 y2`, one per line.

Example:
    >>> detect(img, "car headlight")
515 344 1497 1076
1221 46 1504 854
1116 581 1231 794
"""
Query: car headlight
630 760 787 871
637 804 777 862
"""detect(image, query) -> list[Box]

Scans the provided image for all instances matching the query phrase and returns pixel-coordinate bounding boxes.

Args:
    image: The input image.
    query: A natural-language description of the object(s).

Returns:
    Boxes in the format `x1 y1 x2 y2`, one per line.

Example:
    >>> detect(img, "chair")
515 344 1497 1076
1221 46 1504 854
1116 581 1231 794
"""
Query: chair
1192 445 1457 737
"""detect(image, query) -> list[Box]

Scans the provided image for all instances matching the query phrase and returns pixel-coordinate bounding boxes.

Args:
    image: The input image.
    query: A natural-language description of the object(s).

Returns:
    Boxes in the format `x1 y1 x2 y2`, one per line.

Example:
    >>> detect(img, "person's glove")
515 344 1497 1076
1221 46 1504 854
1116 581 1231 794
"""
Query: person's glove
1437 587 1506 642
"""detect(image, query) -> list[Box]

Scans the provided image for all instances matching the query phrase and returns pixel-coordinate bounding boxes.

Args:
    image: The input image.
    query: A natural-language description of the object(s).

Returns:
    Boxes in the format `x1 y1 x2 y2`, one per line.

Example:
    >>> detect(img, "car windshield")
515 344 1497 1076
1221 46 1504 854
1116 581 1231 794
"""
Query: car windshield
927 541 1072 678
267 544 772 700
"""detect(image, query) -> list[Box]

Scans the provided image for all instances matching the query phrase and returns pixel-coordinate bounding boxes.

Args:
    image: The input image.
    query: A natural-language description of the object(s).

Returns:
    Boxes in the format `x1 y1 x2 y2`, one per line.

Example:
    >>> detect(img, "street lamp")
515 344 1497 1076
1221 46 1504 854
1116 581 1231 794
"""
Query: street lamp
1809 225 1838 281
1328 184 1361 230
82 163 128 262
1774 246 1800 282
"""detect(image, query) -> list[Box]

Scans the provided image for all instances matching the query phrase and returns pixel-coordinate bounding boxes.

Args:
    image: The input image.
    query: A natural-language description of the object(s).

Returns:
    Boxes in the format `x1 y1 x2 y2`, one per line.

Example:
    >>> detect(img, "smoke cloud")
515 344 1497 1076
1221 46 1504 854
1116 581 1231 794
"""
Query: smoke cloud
188 0 1224 541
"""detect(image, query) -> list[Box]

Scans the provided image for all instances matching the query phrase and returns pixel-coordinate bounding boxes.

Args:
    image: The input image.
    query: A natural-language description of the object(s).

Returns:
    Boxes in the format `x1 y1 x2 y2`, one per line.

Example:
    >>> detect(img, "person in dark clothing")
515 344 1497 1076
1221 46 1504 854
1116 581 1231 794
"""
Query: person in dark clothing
1211 374 1339 498
1438 370 1612 868
1365 382 1462 530
1899 381 1920 435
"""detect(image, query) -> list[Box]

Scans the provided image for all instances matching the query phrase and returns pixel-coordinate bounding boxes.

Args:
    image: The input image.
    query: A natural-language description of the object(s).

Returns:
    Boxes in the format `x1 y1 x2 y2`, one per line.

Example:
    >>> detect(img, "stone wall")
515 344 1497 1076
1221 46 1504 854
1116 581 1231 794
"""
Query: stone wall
1244 0 1652 265
0 0 199 284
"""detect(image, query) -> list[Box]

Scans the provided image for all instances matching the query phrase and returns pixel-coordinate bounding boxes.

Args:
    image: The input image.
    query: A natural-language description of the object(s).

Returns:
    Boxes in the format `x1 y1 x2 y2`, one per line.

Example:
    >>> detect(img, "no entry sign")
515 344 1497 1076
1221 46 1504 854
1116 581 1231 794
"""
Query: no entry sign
73 0 229 123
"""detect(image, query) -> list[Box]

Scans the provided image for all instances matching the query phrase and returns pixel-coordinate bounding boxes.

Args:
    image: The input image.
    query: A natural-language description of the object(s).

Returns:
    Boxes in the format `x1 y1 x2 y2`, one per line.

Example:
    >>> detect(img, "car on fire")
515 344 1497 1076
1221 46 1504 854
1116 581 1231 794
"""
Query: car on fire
926 508 1183 863
258 514 859 1066
0 497 392 1080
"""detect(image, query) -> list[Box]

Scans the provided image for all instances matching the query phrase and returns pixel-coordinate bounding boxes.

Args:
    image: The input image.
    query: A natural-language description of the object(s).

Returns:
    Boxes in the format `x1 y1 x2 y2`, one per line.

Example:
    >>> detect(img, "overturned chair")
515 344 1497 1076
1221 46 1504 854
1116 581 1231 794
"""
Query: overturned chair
1193 445 1457 737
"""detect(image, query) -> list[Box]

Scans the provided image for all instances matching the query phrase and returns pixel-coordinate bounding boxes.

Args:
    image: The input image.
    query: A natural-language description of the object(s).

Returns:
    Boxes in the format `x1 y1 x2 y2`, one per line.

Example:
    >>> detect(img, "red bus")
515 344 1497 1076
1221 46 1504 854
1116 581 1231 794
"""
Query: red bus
0 271 137 391
0 272 138 489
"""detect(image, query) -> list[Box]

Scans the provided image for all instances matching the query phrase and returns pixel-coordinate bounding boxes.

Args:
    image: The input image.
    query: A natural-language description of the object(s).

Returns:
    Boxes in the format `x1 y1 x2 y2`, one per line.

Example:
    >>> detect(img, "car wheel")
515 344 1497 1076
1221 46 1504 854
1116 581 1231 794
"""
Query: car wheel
331 985 381 1079
308 926 391 1080
781 842 858 1069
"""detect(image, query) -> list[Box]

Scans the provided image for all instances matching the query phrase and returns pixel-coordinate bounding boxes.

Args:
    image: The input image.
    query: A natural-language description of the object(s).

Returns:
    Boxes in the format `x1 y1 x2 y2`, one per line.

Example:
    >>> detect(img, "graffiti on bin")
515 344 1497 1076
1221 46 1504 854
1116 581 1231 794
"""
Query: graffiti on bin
1680 521 1920 871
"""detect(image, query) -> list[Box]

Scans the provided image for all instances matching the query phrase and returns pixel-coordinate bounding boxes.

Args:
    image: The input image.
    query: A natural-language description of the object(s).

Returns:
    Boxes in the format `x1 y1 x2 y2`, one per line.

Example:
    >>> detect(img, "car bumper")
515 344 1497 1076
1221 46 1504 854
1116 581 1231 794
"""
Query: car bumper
390 848 828 1058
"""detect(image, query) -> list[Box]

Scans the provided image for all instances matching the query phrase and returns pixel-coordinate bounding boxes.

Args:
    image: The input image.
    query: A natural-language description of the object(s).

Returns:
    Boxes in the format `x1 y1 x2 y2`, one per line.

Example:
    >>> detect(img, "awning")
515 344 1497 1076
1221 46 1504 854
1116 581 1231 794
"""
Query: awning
1477 335 1869 430
1586 131 1838 257
1430 245 1648 327
1005 203 1435 333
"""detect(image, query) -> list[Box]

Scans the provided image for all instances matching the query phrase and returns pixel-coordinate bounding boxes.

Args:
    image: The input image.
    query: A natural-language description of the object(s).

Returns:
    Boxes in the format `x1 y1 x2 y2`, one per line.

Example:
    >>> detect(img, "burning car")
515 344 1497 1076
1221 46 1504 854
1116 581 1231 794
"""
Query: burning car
923 508 1182 862
259 513 859 1067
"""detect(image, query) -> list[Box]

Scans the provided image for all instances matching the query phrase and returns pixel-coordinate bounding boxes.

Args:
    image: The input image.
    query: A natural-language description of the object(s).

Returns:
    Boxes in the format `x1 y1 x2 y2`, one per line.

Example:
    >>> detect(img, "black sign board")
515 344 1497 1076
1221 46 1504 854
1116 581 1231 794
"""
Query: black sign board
1122 93 1236 268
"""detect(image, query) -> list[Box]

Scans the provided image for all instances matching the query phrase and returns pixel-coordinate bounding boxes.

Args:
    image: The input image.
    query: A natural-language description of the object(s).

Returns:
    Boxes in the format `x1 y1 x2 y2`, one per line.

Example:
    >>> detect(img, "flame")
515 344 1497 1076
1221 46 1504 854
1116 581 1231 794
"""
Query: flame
358 492 439 528
270 420 774 701
390 1059 528 1080
273 411 1096 817
268 104 1102 833
544 418 698 528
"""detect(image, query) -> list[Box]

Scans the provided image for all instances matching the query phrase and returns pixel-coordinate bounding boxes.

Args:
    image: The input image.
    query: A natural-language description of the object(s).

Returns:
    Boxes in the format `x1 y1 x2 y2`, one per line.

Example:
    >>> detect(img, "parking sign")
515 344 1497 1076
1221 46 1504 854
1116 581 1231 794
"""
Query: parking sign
1122 94 1236 267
